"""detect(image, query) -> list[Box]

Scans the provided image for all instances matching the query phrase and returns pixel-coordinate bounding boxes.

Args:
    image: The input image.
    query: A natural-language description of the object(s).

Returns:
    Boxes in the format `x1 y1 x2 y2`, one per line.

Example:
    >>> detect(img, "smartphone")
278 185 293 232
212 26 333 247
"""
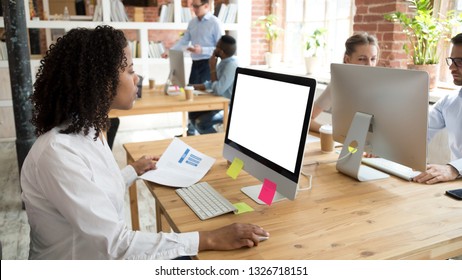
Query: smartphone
445 188 462 200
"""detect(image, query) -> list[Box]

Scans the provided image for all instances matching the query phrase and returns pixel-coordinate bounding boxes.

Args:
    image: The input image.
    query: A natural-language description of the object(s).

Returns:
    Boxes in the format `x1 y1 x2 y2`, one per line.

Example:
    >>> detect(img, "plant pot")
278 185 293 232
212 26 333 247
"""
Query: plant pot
304 56 320 74
265 52 281 68
407 64 439 91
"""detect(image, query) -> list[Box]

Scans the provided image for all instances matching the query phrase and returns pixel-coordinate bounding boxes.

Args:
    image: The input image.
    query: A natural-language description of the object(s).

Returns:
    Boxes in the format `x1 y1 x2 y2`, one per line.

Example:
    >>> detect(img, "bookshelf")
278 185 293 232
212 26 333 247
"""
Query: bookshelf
14 0 250 83
0 0 251 140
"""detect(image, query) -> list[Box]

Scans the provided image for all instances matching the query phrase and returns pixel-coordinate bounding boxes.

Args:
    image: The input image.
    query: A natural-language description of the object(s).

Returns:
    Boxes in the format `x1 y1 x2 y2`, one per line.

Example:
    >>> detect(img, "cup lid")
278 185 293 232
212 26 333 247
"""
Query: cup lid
185 86 194 90
319 124 333 134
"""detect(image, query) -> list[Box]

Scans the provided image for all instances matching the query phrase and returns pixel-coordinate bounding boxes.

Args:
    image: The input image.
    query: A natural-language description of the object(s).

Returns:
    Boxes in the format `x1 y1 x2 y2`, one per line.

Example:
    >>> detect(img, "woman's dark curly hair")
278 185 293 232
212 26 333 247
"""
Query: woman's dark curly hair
31 25 128 139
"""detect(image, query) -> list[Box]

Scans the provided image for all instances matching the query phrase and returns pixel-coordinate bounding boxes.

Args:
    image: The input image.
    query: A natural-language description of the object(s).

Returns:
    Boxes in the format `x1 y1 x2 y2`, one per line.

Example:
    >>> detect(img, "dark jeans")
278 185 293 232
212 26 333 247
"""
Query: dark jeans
188 59 211 84
189 110 223 134
187 59 211 134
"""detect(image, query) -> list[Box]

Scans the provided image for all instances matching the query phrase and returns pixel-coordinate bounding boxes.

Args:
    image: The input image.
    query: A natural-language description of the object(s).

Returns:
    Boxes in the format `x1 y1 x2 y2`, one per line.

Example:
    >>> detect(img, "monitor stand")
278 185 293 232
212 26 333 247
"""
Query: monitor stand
336 112 389 181
241 185 287 205
164 69 175 94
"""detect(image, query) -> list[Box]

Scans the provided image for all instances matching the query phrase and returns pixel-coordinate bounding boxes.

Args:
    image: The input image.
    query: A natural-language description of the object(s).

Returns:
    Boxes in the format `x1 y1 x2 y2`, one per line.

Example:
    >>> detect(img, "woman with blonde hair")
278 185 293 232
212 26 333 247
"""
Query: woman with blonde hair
309 32 380 132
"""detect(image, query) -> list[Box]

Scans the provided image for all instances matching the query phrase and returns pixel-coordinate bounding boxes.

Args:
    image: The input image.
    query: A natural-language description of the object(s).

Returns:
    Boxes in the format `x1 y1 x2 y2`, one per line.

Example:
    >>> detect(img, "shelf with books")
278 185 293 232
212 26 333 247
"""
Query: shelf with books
16 0 250 82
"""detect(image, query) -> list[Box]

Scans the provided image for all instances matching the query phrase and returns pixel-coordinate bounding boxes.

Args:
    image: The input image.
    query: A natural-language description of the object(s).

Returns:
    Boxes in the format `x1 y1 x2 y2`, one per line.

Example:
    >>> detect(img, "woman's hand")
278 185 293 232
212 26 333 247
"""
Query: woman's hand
199 223 269 251
130 155 160 176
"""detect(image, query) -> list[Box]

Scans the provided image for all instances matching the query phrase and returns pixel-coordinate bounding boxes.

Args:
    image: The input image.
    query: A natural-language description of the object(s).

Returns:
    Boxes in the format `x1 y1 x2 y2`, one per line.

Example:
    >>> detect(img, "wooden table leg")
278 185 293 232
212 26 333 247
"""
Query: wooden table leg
223 102 229 131
127 154 140 231
182 111 188 136
155 202 162 233
129 183 140 231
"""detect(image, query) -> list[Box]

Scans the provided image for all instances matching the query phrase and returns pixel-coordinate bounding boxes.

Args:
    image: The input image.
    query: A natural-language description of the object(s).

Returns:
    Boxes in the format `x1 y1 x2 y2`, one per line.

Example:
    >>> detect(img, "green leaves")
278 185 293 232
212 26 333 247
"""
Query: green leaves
304 28 327 57
255 14 283 42
385 0 461 65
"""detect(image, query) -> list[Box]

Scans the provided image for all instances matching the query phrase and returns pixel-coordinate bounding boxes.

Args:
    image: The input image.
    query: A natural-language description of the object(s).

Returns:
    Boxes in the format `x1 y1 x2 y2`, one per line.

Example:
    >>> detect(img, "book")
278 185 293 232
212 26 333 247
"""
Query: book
0 41 7 60
159 4 167 22
133 7 144 22
216 3 227 22
225 3 237 23
92 2 102 21
148 41 165 58
111 0 129 22
166 3 174 22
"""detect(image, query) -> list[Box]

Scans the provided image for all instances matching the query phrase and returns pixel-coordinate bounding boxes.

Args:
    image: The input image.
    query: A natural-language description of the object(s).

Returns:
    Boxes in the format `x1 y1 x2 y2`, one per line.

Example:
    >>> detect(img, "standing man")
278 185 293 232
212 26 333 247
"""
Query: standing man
413 33 462 184
162 0 223 135
162 0 223 84
190 35 238 134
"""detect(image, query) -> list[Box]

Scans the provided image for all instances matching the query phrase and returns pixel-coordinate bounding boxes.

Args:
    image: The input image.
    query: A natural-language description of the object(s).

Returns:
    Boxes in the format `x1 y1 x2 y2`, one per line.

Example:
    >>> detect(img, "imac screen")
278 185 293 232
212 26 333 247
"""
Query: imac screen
168 49 186 88
224 67 316 201
331 63 428 177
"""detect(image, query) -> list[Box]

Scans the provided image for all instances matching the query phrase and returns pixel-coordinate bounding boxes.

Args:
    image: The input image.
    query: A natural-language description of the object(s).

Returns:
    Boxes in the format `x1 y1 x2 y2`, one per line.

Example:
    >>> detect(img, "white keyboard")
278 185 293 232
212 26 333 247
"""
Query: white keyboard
361 157 421 181
176 182 238 220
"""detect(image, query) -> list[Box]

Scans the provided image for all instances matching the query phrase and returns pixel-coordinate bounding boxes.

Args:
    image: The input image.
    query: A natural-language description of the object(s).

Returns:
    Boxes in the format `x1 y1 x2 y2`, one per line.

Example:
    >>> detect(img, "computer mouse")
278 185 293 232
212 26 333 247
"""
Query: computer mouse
258 236 269 242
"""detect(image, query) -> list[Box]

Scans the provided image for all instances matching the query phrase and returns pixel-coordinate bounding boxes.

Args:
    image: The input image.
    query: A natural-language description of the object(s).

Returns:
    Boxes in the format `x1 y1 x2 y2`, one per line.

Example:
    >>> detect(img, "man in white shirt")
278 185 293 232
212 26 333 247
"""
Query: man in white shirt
413 33 462 184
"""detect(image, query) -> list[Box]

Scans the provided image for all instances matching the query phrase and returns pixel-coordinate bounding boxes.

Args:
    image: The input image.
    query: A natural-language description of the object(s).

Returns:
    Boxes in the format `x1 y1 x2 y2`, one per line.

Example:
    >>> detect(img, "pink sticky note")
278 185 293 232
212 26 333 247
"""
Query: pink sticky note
258 179 277 206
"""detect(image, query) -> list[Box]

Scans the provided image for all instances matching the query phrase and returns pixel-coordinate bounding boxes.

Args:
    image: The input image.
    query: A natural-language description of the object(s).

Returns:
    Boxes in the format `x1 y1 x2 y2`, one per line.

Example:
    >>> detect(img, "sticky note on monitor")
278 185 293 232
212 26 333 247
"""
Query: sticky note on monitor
226 157 244 179
258 178 277 206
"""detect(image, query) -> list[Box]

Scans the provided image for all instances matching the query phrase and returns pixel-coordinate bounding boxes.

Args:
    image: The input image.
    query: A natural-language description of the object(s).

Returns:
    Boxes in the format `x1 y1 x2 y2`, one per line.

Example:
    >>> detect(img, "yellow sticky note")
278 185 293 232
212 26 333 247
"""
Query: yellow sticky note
348 146 358 154
226 157 244 179
233 202 254 214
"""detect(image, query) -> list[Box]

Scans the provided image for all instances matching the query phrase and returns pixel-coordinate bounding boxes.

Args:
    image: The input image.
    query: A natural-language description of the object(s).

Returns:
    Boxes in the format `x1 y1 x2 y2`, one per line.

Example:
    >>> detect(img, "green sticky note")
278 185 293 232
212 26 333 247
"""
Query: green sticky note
226 157 244 179
233 202 254 214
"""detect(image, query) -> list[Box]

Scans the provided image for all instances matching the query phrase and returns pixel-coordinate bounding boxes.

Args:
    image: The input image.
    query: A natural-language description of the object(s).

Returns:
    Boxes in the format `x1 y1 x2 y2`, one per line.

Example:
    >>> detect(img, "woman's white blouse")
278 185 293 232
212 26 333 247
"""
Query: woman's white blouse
20 126 199 259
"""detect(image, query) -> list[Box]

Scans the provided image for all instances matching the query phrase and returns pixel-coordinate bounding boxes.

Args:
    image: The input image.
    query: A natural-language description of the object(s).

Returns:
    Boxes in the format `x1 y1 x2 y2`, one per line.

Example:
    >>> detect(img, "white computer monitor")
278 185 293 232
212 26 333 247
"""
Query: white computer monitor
330 63 428 181
223 67 317 204
166 49 186 89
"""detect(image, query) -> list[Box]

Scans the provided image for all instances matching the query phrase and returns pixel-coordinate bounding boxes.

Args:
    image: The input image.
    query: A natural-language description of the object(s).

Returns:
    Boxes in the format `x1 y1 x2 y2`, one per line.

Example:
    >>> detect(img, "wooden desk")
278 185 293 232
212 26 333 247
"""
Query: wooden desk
124 134 462 259
109 87 230 136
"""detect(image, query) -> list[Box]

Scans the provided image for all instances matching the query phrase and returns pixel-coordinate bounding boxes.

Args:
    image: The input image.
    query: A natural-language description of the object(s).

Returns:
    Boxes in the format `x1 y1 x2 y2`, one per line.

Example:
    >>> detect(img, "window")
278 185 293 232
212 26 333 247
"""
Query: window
284 0 354 71
439 0 462 83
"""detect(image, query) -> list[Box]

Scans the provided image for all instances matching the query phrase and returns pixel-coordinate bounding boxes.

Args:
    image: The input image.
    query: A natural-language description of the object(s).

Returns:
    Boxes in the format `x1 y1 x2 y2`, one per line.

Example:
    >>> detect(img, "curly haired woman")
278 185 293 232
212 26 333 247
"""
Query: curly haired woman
20 25 268 260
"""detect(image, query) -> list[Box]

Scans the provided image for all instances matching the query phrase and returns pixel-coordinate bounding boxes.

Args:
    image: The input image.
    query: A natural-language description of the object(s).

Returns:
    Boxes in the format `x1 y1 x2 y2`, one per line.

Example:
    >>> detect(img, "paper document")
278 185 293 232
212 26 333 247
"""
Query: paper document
140 138 216 187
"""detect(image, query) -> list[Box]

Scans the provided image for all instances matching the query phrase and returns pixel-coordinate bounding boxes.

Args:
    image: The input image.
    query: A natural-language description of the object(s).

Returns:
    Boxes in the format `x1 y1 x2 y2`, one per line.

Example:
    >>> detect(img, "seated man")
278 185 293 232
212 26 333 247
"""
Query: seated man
413 33 462 184
188 35 238 134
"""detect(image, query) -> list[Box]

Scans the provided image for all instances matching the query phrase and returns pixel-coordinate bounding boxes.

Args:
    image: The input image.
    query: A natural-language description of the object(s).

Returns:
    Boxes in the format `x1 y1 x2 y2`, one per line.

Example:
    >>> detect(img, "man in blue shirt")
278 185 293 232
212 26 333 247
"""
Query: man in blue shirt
162 0 223 135
188 35 238 134
169 0 223 84
413 33 462 184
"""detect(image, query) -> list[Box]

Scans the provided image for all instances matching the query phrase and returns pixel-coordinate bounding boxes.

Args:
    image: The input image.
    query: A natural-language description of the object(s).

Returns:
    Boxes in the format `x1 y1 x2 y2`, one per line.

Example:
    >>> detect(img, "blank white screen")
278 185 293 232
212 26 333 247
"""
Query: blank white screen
228 73 311 172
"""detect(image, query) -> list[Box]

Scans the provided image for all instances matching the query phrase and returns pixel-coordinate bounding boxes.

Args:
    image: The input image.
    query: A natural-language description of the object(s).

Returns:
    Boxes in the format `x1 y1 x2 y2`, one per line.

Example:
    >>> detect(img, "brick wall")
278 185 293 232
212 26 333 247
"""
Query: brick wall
353 0 410 68
250 0 272 65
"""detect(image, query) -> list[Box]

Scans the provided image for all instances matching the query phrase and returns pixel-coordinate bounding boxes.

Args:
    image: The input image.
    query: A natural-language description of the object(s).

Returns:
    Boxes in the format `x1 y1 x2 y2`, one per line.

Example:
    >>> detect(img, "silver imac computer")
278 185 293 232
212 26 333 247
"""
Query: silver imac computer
223 67 317 204
164 49 186 93
330 63 428 181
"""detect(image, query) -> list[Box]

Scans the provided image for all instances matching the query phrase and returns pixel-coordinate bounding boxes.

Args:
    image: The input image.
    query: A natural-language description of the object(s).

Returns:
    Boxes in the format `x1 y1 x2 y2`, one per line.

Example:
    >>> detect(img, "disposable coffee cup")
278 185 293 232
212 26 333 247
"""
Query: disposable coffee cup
185 86 194 101
319 124 334 153
149 79 155 89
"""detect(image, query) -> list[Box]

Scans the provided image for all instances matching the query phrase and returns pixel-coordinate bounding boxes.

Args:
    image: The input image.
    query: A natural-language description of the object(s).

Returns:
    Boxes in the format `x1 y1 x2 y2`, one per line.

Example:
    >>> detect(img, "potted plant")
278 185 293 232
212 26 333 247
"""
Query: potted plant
255 14 284 67
303 28 327 74
385 0 462 89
